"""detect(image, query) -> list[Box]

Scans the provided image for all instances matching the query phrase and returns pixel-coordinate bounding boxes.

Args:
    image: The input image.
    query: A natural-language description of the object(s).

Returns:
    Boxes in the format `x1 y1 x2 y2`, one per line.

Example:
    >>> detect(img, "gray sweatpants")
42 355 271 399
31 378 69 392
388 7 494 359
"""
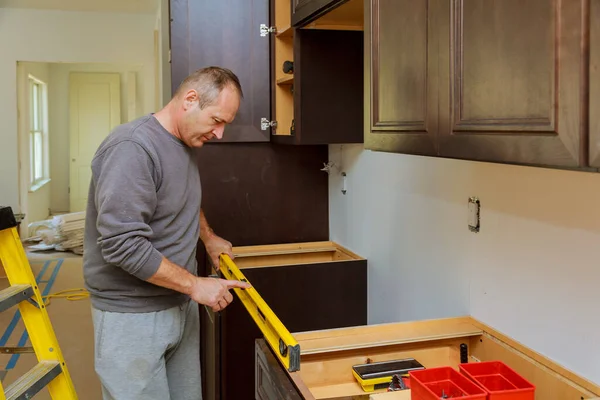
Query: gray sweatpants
91 299 202 400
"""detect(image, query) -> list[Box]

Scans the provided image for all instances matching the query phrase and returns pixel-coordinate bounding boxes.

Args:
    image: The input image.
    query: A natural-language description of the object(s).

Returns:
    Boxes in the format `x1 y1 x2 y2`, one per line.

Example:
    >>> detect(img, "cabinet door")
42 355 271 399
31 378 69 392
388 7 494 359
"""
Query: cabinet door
590 0 600 167
364 0 440 155
170 0 271 142
291 0 346 27
438 0 586 168
255 340 303 400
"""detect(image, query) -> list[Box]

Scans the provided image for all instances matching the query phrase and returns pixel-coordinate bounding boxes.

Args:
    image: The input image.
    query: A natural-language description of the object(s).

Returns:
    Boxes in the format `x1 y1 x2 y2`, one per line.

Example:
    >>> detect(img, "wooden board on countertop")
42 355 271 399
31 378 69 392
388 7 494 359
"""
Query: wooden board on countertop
369 390 411 400
295 316 482 354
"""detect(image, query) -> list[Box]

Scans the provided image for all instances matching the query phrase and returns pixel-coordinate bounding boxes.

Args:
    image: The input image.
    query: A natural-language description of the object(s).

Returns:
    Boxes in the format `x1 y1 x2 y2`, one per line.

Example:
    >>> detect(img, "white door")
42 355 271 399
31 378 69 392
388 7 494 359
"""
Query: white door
69 73 120 212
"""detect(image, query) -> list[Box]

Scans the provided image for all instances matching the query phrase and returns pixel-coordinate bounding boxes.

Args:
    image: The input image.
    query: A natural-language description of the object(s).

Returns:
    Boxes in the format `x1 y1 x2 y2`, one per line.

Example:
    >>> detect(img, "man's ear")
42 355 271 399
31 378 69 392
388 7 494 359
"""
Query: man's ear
182 89 198 110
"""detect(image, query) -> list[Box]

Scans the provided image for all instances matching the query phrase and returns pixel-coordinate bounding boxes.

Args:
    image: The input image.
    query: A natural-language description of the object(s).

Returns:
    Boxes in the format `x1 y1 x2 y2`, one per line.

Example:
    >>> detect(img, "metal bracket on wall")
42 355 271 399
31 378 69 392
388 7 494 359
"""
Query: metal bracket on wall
468 197 480 233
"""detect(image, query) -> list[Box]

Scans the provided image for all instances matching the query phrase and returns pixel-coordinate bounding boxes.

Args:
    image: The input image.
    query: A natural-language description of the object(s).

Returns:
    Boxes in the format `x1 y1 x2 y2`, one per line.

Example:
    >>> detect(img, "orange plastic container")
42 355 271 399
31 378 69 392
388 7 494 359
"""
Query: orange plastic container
409 367 487 400
459 361 535 400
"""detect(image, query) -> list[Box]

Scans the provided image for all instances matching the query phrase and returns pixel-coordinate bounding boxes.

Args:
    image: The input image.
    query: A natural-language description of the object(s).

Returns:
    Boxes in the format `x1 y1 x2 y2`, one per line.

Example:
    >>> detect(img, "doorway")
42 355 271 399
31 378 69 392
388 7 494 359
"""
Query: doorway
16 62 145 235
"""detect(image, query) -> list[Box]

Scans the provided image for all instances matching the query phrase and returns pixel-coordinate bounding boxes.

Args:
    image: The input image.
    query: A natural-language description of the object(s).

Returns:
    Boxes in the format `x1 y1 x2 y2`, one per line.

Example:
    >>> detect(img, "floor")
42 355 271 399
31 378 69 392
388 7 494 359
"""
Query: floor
0 250 102 399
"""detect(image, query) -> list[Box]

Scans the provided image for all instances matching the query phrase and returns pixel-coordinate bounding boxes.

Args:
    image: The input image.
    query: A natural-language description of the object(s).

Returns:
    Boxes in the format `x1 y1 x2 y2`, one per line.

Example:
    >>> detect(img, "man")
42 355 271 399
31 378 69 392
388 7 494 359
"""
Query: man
82 66 251 400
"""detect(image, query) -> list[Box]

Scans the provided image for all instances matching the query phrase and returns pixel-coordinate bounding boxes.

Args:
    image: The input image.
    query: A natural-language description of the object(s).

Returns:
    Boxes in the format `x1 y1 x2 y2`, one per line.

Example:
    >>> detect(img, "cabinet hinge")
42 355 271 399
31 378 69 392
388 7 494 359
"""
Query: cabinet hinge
261 118 277 131
260 24 277 37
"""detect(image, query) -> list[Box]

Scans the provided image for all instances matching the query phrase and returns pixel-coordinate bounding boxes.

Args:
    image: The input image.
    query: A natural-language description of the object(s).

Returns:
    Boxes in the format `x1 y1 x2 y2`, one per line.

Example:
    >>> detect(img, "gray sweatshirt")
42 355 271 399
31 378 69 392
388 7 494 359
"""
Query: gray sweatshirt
83 114 201 313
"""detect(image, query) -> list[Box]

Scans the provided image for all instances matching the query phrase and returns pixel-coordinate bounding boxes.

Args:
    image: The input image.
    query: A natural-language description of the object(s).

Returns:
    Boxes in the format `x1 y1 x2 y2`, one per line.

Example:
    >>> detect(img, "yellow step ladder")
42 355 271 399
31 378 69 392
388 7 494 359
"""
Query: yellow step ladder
0 206 78 400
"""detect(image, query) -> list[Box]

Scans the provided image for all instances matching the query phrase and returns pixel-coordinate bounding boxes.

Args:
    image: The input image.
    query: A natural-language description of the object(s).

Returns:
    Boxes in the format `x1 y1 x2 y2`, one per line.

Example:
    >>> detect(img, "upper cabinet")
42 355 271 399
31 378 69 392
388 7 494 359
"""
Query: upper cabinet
170 0 364 145
363 0 440 156
365 0 591 170
438 0 586 168
270 0 364 144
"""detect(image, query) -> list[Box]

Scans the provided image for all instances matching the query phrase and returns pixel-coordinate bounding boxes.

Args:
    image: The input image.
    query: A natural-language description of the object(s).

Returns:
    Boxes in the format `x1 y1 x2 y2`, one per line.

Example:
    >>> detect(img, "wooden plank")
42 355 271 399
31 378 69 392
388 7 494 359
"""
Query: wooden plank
369 391 411 400
295 317 482 354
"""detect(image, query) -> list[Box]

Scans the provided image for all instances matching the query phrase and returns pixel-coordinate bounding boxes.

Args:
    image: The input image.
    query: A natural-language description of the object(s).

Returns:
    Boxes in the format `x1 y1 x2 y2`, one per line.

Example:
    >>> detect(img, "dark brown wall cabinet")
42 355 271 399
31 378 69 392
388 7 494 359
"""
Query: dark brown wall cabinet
171 0 363 145
365 0 592 170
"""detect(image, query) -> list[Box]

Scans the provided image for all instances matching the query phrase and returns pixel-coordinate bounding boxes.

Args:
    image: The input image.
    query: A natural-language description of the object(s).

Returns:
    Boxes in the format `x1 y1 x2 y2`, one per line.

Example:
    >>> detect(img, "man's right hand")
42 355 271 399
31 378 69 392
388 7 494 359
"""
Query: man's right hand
190 277 251 312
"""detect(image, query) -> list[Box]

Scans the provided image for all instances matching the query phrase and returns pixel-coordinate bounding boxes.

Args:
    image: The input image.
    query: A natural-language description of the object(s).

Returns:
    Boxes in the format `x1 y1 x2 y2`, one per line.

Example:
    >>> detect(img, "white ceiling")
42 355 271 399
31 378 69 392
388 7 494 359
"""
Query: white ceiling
0 0 158 14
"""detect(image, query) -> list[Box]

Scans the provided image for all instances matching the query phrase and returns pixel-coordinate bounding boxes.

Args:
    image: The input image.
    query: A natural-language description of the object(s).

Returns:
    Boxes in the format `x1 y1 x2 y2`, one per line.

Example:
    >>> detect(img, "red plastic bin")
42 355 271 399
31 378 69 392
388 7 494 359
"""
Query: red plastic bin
409 367 487 400
459 361 535 400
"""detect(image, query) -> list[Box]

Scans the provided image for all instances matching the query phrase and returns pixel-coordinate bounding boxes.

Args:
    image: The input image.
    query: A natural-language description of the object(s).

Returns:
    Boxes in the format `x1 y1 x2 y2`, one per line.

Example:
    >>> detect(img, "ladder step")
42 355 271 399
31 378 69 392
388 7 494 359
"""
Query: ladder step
4 361 62 400
0 285 34 313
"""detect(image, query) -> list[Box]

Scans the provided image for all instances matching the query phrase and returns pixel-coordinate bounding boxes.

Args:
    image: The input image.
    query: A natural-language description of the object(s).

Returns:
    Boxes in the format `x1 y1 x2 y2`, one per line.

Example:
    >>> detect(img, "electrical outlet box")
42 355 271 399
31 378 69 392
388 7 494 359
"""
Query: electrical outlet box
468 197 480 232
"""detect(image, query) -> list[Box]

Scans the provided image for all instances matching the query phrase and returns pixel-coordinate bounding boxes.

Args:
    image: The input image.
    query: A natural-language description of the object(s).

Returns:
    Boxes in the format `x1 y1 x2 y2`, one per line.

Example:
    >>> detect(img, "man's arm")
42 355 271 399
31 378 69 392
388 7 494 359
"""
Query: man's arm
200 209 234 270
147 256 249 312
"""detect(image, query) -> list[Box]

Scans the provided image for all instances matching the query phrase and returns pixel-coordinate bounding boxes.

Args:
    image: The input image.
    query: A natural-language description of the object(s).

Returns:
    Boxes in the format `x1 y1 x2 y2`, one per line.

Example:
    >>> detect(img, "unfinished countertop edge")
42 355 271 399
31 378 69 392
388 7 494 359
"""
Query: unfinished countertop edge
470 317 600 396
295 316 482 354
231 240 366 260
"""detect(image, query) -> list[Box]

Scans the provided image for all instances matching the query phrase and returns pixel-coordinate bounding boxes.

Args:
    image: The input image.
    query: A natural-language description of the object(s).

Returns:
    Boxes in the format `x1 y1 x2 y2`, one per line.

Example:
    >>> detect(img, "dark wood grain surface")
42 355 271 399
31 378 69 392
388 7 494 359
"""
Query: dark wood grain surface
255 339 304 400
438 0 587 168
194 143 329 251
220 260 367 400
295 29 364 144
170 0 271 142
195 142 331 400
364 0 439 155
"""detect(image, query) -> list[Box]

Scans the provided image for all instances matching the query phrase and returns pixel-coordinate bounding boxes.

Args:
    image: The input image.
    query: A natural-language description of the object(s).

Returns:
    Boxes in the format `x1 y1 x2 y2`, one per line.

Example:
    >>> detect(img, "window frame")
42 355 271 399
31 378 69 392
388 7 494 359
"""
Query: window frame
28 74 50 192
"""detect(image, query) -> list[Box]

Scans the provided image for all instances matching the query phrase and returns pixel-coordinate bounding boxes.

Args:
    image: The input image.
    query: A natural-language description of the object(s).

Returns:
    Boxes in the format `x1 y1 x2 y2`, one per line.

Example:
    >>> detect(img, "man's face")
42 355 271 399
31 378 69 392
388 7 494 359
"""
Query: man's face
178 85 240 147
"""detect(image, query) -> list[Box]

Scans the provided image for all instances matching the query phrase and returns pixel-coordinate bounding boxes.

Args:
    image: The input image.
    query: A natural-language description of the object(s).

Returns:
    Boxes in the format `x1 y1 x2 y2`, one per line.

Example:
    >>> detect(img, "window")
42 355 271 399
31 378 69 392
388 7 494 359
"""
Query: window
29 76 49 190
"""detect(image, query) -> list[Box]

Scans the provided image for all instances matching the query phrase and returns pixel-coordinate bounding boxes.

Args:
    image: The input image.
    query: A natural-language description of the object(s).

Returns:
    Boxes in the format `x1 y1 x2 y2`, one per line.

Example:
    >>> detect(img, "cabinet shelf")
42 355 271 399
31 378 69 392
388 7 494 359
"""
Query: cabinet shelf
277 75 294 85
276 25 293 37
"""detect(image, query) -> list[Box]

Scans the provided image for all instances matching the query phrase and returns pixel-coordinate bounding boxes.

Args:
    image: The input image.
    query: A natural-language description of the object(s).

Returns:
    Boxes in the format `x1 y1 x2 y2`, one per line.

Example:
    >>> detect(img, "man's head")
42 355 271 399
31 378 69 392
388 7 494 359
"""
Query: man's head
170 66 243 147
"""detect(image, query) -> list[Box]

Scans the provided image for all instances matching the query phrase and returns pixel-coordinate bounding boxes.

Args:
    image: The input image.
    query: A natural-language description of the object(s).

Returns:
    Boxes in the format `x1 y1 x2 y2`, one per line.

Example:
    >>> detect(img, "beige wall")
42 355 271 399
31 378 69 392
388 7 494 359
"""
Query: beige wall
48 63 152 213
329 144 600 386
0 7 156 214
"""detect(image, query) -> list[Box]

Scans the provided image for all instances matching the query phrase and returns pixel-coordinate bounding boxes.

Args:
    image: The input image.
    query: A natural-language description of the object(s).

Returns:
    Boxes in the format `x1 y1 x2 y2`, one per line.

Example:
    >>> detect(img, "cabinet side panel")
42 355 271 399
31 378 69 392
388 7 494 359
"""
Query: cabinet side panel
170 0 271 142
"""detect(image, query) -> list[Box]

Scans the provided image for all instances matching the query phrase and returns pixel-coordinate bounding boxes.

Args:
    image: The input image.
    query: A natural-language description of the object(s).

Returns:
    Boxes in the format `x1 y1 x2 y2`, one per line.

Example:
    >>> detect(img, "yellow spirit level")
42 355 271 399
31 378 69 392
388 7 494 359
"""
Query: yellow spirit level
219 254 301 372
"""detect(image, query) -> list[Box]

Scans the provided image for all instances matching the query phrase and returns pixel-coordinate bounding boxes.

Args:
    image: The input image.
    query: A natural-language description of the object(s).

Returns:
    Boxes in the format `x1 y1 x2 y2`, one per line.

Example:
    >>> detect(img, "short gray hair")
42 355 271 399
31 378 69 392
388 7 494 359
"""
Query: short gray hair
174 66 243 109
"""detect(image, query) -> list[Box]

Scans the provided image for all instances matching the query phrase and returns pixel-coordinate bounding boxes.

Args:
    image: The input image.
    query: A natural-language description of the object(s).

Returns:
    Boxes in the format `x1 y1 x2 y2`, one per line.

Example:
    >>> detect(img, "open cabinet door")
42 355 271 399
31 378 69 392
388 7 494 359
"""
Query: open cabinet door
170 0 271 143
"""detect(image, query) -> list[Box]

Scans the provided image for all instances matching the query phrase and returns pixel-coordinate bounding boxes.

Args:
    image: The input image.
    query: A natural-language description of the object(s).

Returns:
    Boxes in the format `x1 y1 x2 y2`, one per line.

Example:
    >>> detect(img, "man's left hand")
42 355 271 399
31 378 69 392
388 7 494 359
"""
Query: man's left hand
204 233 234 271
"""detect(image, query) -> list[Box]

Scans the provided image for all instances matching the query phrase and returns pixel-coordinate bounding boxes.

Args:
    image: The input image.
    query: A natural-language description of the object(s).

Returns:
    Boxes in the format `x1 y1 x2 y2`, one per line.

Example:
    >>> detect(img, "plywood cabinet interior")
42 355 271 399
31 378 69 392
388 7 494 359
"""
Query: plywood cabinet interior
365 0 591 170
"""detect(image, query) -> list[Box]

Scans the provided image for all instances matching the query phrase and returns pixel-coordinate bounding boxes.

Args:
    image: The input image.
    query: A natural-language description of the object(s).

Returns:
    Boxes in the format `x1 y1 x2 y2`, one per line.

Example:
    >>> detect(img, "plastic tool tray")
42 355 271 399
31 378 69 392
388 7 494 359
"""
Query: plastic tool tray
459 361 535 400
409 367 487 399
352 358 424 391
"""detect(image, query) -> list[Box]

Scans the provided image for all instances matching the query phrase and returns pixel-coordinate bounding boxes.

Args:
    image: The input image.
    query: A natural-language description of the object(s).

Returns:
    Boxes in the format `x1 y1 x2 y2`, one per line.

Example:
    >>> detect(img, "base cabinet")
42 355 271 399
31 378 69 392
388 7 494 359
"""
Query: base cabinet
201 241 367 400
254 317 600 400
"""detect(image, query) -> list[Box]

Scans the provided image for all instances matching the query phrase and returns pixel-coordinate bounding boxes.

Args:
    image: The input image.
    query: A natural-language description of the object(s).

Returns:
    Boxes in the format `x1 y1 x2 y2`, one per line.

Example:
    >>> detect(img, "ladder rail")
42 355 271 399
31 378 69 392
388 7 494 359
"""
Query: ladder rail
0 205 78 400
